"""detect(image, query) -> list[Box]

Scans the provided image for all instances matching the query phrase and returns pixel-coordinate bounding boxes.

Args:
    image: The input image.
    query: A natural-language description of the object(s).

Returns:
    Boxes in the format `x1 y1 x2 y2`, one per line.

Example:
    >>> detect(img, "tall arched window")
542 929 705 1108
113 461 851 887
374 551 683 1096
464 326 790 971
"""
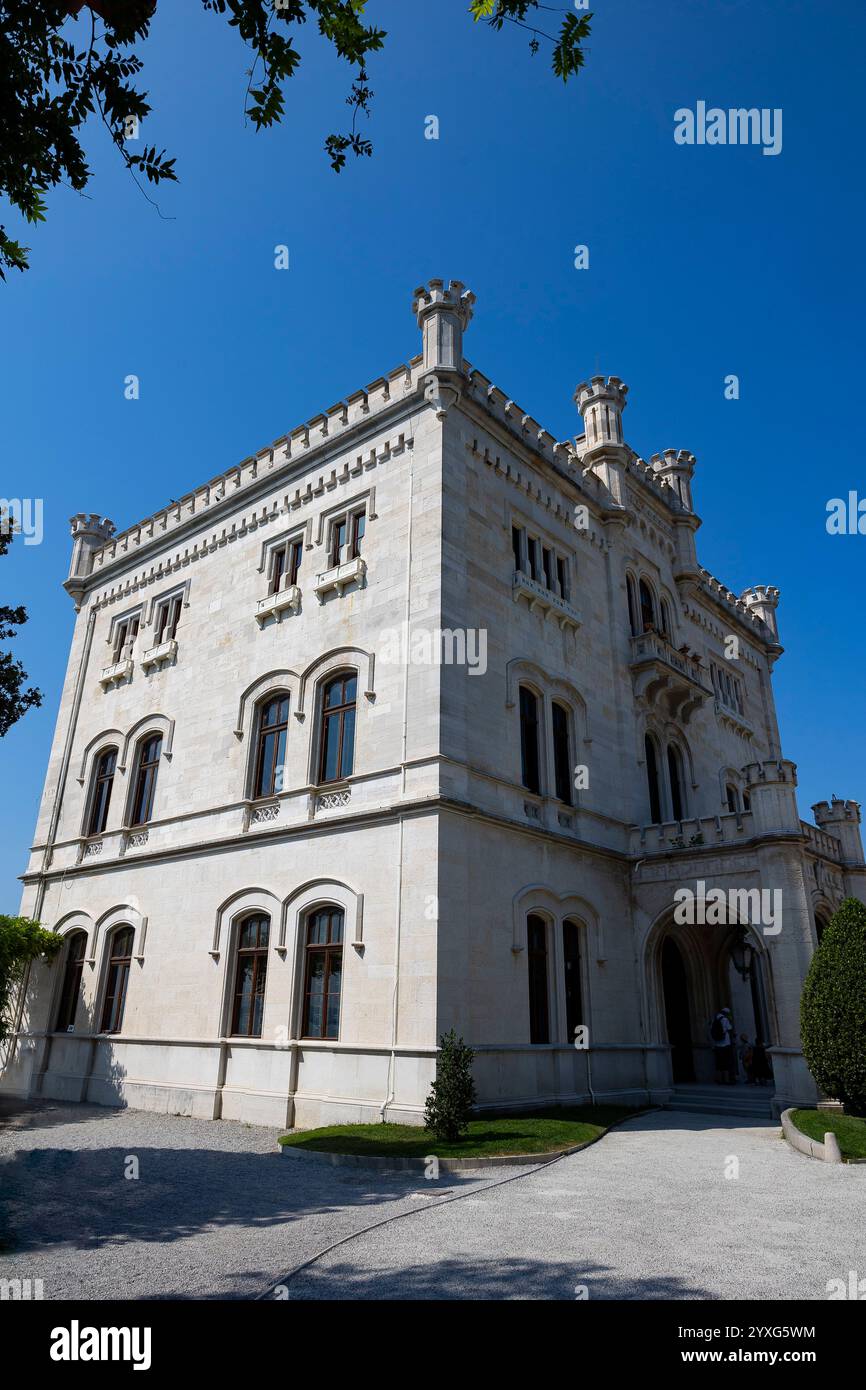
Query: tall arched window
86 747 117 836
252 694 290 799
56 931 87 1031
527 914 549 1043
129 734 162 826
551 702 572 804
667 744 685 821
639 579 655 633
725 783 739 814
230 914 270 1037
562 919 583 1044
302 907 344 1039
519 686 541 794
626 574 639 635
100 926 134 1034
645 734 662 824
660 598 672 637
318 673 357 784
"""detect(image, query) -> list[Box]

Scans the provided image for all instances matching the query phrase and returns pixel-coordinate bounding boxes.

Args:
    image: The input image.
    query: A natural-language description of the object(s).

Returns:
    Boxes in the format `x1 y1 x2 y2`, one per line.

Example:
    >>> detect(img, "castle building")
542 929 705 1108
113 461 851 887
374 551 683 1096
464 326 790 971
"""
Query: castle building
4 280 864 1127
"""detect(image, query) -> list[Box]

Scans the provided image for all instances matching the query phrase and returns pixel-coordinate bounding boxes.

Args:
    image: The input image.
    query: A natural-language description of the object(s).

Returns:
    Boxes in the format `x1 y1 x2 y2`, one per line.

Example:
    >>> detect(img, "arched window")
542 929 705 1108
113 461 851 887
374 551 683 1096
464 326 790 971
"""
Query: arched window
551 702 572 804
100 926 134 1034
626 574 639 635
660 598 672 637
742 790 751 812
645 734 662 824
519 686 541 794
667 744 685 821
318 672 357 784
302 907 344 1039
562 919 583 1044
230 914 270 1037
86 747 117 836
252 694 290 799
129 734 162 826
527 914 549 1043
726 783 739 814
56 931 87 1031
639 579 655 633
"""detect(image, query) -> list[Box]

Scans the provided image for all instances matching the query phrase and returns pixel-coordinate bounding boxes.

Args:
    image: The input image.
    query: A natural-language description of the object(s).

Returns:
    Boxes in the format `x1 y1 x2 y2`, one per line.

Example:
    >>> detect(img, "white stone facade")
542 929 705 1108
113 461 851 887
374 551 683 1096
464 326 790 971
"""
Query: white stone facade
4 279 865 1126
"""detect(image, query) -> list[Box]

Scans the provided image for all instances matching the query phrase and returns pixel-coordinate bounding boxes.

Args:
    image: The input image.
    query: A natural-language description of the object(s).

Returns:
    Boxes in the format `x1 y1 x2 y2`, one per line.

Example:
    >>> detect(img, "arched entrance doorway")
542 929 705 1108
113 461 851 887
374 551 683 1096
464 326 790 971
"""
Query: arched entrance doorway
661 937 694 1082
648 914 776 1087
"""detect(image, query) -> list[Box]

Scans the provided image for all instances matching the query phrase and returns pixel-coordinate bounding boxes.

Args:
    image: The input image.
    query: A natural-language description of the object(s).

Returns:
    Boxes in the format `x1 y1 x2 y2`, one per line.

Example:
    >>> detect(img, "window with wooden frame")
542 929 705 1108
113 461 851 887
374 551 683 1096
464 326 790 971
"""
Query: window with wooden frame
519 685 541 795
329 509 366 568
317 672 357 784
252 694 290 799
562 919 584 1044
527 914 550 1044
230 915 270 1037
268 536 304 595
100 925 134 1034
129 733 162 826
301 907 344 1039
551 702 572 805
112 613 140 662
86 746 117 836
154 593 182 645
56 931 87 1032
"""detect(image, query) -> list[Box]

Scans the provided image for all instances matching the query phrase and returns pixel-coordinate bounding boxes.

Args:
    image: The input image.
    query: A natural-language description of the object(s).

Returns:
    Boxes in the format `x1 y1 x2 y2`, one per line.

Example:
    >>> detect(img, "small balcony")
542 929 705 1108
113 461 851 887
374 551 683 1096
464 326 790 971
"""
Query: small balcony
512 570 581 632
255 583 301 626
629 630 712 724
99 650 134 687
141 638 178 671
314 556 366 601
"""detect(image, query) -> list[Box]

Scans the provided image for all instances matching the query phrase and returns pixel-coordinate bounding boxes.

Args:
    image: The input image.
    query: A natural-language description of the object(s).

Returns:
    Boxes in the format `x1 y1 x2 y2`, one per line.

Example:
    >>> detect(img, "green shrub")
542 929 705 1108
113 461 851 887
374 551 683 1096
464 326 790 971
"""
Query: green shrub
800 897 866 1115
424 1029 477 1141
0 914 62 1046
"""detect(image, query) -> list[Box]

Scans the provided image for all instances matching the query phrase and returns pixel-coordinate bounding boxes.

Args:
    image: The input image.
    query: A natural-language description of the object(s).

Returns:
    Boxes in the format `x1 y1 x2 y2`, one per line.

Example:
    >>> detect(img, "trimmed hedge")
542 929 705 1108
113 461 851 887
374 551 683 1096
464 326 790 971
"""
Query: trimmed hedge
800 897 866 1115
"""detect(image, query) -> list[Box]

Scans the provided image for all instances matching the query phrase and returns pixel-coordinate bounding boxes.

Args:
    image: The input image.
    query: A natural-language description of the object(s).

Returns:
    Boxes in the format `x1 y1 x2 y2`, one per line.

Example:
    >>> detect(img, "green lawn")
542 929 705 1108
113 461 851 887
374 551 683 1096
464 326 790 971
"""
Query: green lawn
278 1105 639 1158
791 1109 866 1161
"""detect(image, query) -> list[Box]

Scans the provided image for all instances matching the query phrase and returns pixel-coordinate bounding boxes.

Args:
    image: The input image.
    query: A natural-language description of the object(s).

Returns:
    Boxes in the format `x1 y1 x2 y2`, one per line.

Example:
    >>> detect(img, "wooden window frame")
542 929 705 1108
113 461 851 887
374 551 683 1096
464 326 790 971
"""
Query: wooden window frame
56 931 87 1032
129 734 162 827
230 914 270 1038
154 594 182 645
301 907 344 1040
86 746 117 836
100 926 134 1034
252 694 290 799
329 509 366 568
112 614 140 663
317 672 357 785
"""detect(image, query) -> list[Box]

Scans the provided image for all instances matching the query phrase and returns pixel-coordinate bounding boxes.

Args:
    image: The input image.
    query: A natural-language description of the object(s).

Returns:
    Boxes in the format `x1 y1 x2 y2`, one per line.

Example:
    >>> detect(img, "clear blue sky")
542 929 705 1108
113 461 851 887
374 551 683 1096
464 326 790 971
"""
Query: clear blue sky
1 0 864 905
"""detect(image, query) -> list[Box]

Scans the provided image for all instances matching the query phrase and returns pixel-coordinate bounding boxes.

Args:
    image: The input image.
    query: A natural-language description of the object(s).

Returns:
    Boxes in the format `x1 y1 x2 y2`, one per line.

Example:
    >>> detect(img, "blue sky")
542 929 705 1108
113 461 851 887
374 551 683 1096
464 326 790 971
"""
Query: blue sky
1 0 864 904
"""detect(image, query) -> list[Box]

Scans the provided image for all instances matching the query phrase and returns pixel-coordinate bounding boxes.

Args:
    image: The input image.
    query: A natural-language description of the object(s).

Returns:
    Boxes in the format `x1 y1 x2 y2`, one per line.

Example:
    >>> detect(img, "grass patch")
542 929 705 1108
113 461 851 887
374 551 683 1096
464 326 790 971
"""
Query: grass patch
278 1105 639 1158
791 1109 866 1161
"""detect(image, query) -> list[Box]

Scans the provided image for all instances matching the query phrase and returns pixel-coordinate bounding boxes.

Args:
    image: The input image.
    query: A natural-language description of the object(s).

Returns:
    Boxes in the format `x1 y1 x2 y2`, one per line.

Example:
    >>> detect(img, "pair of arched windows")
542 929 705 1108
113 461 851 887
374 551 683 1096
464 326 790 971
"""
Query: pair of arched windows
645 735 687 824
527 914 584 1045
627 573 671 639
229 907 344 1040
251 670 357 800
85 735 163 837
519 687 573 803
55 924 134 1035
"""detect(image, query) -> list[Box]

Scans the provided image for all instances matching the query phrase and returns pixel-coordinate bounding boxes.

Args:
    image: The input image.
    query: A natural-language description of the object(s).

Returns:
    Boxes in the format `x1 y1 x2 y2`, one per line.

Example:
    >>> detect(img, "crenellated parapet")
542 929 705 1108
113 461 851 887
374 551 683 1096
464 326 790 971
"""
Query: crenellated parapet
650 449 697 512
742 758 801 835
741 584 781 639
812 797 865 870
64 513 116 607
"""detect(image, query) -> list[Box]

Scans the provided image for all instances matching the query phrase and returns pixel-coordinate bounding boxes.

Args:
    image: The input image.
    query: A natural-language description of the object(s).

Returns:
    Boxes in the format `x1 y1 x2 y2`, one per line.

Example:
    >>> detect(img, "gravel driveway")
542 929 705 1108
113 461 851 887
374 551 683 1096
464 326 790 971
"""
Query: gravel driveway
1 1099 863 1300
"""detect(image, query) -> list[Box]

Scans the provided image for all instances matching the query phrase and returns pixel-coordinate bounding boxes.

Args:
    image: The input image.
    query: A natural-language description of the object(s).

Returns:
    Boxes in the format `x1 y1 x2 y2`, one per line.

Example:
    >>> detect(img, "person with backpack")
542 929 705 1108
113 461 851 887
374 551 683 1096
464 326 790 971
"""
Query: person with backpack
710 1006 735 1084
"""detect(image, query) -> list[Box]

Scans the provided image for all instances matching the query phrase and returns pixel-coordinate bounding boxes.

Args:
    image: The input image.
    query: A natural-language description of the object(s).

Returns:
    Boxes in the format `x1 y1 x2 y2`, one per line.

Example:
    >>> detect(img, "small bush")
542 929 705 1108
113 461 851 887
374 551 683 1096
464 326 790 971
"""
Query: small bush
800 897 866 1116
0 914 62 1046
424 1029 477 1141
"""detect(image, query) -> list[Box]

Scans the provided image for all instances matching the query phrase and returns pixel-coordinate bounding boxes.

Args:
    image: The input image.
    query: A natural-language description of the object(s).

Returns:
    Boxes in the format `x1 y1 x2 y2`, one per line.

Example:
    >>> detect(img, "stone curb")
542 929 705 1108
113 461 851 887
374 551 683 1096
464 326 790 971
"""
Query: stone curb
278 1106 660 1173
781 1107 846 1164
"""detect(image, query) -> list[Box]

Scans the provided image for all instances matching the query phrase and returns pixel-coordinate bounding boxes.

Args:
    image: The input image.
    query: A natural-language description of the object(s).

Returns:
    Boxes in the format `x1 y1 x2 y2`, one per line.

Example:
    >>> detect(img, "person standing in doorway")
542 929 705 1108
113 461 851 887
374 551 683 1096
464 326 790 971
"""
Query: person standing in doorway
710 1006 735 1084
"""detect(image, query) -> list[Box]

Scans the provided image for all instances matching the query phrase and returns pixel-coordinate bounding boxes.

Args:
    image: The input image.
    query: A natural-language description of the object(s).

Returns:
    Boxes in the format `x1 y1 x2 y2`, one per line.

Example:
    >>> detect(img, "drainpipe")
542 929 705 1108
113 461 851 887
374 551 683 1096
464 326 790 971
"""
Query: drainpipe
380 429 417 1121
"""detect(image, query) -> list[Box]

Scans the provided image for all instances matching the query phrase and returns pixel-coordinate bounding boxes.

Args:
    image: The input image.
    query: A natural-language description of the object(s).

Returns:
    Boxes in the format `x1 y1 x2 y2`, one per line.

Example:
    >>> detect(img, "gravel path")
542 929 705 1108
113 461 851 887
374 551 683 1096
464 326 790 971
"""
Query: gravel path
2 1100 863 1300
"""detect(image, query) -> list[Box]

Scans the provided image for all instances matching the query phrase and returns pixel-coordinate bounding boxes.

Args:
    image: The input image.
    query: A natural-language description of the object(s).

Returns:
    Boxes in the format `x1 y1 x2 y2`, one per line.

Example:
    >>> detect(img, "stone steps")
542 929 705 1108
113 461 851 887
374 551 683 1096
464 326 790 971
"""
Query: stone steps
664 1086 775 1120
